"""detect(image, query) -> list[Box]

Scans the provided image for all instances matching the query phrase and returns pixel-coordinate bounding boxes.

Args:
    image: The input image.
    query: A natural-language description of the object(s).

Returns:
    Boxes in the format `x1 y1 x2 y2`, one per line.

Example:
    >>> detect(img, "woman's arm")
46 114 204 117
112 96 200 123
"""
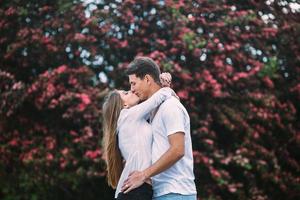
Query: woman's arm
128 87 176 119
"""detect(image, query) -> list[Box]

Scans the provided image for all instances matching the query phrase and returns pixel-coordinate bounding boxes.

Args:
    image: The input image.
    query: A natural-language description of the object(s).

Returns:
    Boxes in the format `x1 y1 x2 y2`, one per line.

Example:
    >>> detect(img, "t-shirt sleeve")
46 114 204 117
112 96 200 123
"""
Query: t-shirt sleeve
162 102 186 136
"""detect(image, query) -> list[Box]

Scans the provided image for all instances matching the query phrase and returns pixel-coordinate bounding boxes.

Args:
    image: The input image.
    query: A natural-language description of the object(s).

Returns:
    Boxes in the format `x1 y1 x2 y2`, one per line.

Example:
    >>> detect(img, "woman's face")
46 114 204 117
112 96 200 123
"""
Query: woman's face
117 90 140 108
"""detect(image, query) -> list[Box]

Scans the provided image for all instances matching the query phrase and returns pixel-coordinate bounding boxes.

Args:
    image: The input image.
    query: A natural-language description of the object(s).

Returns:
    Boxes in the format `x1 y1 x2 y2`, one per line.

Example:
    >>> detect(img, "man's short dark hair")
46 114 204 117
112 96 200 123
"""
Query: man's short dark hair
126 57 161 84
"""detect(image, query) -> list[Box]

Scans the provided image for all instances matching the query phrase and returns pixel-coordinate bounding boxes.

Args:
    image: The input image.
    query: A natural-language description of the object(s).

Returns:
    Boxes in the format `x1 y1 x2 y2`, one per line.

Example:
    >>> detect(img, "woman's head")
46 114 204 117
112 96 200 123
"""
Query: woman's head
117 90 140 108
102 89 140 113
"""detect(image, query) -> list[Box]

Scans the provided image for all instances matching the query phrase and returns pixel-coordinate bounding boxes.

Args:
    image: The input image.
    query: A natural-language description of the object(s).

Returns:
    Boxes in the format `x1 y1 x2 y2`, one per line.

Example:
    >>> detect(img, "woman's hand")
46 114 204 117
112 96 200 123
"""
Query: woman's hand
160 72 172 87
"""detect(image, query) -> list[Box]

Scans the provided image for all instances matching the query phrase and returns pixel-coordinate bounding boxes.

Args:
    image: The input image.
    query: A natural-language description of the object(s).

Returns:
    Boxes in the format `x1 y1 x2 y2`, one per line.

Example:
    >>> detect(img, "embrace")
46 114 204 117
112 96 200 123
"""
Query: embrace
102 57 197 200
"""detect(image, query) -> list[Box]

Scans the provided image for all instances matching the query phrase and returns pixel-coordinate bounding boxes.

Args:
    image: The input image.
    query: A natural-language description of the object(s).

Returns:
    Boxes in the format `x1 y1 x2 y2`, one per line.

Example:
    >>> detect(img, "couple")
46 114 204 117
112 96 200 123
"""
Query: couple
102 57 197 200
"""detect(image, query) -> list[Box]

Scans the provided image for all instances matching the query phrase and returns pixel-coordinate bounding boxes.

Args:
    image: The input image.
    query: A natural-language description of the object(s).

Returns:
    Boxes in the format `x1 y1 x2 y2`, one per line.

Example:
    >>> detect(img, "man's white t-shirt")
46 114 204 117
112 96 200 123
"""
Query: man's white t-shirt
151 96 197 197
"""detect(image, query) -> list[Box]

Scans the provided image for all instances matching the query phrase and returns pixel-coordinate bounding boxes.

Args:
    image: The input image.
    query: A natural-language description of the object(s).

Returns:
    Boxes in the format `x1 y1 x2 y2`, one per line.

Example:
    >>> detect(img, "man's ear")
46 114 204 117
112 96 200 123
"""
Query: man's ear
144 74 152 84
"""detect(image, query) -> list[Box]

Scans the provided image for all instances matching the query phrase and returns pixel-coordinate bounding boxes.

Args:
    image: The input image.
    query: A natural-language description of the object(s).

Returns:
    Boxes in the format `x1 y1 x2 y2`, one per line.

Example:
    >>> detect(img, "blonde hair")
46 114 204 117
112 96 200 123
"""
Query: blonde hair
102 90 123 188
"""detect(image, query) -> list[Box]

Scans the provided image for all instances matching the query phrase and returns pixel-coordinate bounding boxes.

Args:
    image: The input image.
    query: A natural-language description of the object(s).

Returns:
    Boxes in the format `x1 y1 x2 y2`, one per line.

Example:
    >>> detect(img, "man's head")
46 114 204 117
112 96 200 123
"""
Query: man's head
126 57 161 100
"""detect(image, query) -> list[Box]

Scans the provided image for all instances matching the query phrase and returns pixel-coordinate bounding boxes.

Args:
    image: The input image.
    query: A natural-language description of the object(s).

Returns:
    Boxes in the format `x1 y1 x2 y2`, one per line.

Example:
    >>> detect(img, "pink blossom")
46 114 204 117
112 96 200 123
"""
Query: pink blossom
74 33 86 41
40 6 51 12
225 44 235 51
188 15 195 22
235 10 248 17
9 139 18 146
42 36 51 44
80 93 91 105
46 153 54 161
202 156 210 164
46 83 55 95
210 167 221 178
85 149 101 160
5 7 16 16
125 10 134 23
177 90 189 100
49 99 58 108
21 140 33 147
213 38 220 43
60 158 67 169
22 148 39 162
156 39 167 47
228 185 237 193
83 18 93 26
181 73 193 81
17 28 30 38
72 137 81 143
193 48 201 57
212 90 222 97
233 72 249 81
78 103 86 111
204 139 214 145
61 148 69 156
22 153 33 162
142 38 149 43
84 126 93 137
120 40 128 48
12 82 22 90
253 131 260 139
45 137 56 150
63 24 71 30
69 130 78 136
170 48 178 54
262 27 278 38
46 44 58 52
262 76 274 88
221 157 231 165
198 83 206 91
56 65 67 74
199 127 209 133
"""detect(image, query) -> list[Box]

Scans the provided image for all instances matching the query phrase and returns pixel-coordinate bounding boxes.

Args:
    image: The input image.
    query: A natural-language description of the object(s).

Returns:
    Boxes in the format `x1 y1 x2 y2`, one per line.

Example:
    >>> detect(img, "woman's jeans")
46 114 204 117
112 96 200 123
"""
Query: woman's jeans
116 183 153 200
153 193 197 200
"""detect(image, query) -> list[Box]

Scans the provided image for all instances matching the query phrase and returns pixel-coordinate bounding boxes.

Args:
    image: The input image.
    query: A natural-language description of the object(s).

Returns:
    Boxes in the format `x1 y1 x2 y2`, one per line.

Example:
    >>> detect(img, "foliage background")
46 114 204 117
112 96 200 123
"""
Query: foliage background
1 0 299 199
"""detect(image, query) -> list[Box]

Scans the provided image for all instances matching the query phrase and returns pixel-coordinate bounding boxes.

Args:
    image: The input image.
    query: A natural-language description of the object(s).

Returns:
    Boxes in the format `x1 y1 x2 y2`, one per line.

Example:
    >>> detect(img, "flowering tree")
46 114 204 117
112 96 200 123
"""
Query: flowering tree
1 1 114 199
1 0 299 200
90 0 300 199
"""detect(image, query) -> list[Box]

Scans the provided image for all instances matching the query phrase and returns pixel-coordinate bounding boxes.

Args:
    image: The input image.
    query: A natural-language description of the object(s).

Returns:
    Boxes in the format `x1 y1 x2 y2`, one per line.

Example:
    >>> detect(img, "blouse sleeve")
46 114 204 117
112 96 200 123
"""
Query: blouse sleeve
127 87 176 119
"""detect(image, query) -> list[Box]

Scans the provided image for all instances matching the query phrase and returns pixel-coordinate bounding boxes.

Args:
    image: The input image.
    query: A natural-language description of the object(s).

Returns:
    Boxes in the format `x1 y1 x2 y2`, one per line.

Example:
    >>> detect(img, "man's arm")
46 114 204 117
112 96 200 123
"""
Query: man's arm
121 132 185 193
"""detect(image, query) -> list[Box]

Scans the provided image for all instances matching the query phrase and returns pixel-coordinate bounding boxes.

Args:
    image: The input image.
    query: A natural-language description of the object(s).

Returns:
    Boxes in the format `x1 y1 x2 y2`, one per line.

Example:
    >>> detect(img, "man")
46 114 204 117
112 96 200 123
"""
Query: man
121 57 197 199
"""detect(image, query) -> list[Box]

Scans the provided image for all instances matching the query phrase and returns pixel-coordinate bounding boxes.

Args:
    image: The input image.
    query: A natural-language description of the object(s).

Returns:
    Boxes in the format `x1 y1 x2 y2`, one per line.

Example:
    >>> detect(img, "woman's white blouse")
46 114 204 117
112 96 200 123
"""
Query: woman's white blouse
114 87 174 198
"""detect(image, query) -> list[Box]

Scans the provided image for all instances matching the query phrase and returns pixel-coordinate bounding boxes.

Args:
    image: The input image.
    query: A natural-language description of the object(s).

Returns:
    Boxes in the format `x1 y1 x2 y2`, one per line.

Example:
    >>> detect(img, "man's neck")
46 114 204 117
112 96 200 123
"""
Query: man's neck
147 84 161 99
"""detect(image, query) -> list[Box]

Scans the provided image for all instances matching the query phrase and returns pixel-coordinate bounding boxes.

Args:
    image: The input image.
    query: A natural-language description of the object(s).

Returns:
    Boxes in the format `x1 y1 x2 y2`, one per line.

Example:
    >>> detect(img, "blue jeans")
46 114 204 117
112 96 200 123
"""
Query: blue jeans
153 193 197 200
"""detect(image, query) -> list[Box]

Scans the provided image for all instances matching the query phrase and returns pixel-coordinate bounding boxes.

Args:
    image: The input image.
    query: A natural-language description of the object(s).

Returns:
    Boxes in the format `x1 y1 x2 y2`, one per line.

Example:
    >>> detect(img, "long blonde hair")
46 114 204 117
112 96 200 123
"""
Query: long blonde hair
102 90 123 188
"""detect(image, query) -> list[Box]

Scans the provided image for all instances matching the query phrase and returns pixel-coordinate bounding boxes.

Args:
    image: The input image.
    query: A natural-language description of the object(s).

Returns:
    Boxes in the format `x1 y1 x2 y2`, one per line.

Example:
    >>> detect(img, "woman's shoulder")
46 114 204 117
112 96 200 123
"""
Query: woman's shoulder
118 109 129 123
118 107 138 122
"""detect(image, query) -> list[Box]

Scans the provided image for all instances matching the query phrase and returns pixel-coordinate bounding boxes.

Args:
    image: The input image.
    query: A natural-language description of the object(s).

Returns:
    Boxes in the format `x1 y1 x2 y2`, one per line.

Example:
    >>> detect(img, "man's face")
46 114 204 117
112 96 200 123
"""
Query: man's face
128 74 149 101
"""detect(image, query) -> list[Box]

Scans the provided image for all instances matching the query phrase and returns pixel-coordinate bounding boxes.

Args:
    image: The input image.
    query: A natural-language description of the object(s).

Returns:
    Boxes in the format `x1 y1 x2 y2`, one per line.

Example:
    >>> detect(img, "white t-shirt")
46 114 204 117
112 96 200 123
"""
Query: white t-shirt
151 96 197 197
115 87 175 198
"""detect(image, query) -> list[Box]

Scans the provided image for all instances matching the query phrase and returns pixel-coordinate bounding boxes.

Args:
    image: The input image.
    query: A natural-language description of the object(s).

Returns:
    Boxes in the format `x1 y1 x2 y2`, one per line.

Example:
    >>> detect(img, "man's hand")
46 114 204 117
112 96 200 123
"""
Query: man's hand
121 171 147 193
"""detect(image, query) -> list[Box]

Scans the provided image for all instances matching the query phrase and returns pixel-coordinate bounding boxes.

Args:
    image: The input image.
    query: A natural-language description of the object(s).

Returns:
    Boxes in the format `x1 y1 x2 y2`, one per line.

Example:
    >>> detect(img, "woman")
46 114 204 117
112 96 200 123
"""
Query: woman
102 73 174 200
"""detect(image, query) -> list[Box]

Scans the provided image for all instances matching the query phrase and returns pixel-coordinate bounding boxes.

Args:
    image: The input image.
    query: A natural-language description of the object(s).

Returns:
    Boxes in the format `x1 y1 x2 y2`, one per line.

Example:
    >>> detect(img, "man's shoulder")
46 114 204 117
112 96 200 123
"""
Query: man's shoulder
157 96 190 124
160 96 186 112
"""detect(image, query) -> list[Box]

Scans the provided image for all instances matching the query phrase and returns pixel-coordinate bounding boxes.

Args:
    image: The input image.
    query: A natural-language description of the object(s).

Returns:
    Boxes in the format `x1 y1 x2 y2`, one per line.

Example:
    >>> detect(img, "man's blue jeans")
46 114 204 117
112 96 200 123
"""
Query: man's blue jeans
153 193 197 200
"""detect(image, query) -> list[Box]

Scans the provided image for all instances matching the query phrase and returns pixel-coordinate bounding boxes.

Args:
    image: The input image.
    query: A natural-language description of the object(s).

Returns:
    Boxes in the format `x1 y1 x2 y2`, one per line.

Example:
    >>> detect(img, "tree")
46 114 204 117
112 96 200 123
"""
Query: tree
96 0 299 199
1 0 299 199
1 1 113 199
